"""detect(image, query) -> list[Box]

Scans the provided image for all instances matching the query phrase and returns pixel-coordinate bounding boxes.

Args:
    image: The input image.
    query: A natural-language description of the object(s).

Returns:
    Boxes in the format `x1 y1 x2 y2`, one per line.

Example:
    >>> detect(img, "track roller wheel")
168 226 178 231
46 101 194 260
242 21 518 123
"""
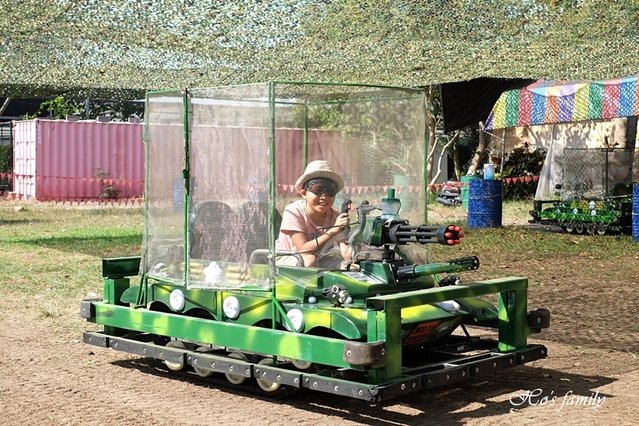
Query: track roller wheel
586 224 595 235
575 223 584 234
164 340 186 371
193 346 214 378
256 357 283 393
596 224 606 235
291 358 313 370
564 223 574 233
225 352 248 385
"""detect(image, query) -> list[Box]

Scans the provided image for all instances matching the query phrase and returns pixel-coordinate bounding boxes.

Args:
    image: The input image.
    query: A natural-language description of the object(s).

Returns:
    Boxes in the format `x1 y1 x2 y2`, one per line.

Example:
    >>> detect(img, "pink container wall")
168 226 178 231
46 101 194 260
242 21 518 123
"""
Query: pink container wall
12 119 143 200
12 120 37 198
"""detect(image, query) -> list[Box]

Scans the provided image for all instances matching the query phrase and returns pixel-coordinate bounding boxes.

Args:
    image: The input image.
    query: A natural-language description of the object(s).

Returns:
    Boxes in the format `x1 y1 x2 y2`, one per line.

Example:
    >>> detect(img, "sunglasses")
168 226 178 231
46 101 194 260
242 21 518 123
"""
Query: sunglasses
304 178 339 197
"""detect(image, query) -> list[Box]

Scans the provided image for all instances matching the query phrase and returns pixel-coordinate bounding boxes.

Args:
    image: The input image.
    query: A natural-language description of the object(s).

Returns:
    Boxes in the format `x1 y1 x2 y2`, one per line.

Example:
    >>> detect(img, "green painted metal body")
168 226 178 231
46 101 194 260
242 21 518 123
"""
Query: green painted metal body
92 255 535 385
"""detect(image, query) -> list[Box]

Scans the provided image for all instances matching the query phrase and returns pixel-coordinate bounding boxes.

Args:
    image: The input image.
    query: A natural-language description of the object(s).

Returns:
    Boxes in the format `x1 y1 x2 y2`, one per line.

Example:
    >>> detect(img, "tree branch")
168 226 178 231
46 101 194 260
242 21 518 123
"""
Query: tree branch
0 97 11 116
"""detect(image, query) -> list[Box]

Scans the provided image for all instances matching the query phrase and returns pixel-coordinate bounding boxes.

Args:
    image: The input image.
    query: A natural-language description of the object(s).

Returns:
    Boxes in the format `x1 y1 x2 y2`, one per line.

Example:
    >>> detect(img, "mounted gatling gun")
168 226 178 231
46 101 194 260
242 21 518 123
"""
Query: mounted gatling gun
320 196 478 307
345 195 477 278
80 82 550 402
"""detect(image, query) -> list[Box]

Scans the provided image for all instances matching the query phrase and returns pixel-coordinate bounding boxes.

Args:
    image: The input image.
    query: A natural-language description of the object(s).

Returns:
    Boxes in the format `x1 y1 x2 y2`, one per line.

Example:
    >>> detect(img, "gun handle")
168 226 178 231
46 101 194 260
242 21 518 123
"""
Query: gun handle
341 199 352 214
340 199 352 239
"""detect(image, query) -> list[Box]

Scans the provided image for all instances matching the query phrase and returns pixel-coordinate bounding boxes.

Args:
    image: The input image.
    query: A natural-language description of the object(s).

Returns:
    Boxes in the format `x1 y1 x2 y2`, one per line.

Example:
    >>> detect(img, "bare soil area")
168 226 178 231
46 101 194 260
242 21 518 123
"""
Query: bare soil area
1 205 637 425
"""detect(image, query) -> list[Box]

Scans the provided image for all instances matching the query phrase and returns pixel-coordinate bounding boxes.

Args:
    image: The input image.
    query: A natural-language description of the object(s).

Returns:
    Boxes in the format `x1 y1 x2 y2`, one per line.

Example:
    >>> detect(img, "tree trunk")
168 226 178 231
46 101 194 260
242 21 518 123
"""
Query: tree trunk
467 121 486 175
429 132 457 186
0 98 11 116
452 137 461 180
425 87 437 185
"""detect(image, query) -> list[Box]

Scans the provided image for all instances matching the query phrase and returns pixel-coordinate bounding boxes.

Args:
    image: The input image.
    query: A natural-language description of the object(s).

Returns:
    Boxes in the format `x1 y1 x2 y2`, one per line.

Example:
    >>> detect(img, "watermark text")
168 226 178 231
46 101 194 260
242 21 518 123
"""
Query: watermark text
509 388 606 411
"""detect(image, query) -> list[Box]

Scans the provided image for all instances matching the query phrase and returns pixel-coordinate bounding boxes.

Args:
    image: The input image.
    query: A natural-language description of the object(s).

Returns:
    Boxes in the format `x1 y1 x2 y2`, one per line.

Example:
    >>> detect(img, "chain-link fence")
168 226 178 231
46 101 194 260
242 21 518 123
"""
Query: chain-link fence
561 148 638 200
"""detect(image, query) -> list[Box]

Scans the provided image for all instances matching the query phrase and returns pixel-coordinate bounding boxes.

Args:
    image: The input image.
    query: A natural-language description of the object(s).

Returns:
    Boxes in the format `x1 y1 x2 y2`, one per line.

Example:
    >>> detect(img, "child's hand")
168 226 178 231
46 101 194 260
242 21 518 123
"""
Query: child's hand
334 212 350 231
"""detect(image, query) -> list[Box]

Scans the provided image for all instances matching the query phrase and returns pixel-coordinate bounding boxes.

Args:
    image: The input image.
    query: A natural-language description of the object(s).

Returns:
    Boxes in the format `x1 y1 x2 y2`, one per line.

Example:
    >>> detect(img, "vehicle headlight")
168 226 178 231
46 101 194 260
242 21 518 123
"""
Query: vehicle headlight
169 289 185 311
222 296 241 319
286 309 305 332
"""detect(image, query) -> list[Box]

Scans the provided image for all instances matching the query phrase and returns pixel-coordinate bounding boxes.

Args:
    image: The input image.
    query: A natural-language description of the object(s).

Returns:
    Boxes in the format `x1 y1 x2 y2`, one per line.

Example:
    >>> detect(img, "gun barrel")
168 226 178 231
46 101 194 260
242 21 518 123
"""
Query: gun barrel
396 256 480 280
388 224 464 246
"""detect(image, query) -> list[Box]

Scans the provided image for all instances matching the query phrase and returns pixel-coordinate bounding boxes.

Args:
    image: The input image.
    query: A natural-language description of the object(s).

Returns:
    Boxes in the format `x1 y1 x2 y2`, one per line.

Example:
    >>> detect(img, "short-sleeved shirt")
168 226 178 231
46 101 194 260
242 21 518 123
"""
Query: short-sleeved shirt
276 200 344 255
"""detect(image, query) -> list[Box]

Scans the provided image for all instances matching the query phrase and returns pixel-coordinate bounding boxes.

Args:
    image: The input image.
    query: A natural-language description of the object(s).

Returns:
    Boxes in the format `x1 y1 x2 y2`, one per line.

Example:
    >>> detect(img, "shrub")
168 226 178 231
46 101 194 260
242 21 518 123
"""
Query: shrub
500 144 547 200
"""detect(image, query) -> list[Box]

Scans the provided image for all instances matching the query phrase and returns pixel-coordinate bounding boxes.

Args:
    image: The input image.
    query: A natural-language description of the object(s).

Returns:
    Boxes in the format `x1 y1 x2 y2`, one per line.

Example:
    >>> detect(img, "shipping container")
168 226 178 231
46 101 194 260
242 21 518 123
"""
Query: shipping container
12 119 143 201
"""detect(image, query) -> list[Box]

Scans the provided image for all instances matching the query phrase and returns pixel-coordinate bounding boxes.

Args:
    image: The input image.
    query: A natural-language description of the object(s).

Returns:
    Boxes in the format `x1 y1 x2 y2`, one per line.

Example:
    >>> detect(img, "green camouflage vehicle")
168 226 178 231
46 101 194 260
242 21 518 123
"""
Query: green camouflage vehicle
81 82 550 402
530 148 636 235
530 194 632 234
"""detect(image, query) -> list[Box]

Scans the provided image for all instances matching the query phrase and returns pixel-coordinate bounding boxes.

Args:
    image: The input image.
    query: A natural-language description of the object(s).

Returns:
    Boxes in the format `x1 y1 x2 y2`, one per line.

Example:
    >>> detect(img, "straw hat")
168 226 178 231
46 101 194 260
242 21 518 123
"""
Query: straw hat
294 160 344 193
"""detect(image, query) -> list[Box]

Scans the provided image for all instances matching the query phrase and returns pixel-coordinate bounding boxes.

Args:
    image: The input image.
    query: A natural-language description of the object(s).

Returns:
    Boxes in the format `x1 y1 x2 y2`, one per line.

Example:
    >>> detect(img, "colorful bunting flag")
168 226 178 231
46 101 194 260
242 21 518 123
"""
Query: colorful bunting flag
486 75 639 129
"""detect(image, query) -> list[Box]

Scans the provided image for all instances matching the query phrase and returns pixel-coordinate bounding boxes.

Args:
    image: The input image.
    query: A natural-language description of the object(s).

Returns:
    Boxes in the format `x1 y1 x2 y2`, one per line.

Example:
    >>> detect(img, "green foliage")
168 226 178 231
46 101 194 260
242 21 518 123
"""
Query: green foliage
0 144 11 172
501 145 547 177
500 145 547 200
0 144 11 191
23 96 143 121
456 126 480 173
37 96 82 119
291 93 424 181
89 100 144 121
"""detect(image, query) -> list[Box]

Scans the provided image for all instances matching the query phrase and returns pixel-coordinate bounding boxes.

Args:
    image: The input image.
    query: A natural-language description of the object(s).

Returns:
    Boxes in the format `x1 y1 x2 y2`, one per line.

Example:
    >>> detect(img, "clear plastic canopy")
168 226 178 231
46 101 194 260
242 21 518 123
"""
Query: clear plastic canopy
142 82 427 290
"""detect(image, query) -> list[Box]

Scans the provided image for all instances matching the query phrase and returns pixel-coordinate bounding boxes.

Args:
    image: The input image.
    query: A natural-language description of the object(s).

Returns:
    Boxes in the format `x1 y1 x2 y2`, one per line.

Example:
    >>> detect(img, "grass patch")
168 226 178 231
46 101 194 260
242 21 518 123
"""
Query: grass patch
0 203 143 303
1 204 142 253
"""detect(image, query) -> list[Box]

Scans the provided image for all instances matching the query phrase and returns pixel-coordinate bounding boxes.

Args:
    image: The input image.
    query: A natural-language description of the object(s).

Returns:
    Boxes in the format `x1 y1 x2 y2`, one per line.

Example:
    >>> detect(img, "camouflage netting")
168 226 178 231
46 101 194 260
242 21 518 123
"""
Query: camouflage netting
1 0 639 98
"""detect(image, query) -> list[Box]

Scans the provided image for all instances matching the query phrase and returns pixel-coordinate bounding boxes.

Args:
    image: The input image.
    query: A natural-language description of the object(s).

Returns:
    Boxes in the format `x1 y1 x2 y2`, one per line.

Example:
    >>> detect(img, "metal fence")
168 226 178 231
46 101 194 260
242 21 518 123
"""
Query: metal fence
562 148 639 200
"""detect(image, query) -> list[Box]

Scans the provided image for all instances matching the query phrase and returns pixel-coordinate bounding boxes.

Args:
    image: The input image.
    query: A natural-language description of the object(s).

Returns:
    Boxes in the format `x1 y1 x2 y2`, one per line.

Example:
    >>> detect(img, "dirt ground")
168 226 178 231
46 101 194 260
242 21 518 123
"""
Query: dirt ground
1 210 638 425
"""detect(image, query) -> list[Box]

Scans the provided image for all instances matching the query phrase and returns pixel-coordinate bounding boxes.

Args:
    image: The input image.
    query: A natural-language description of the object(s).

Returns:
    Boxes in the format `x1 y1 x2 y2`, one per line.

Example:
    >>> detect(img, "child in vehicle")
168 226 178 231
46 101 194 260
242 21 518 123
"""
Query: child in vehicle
276 160 353 268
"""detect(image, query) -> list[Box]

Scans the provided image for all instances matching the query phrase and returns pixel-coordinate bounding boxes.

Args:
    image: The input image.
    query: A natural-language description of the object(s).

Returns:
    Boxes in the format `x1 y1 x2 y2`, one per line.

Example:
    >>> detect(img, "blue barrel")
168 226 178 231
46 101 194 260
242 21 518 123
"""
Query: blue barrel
468 180 503 228
633 183 639 241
